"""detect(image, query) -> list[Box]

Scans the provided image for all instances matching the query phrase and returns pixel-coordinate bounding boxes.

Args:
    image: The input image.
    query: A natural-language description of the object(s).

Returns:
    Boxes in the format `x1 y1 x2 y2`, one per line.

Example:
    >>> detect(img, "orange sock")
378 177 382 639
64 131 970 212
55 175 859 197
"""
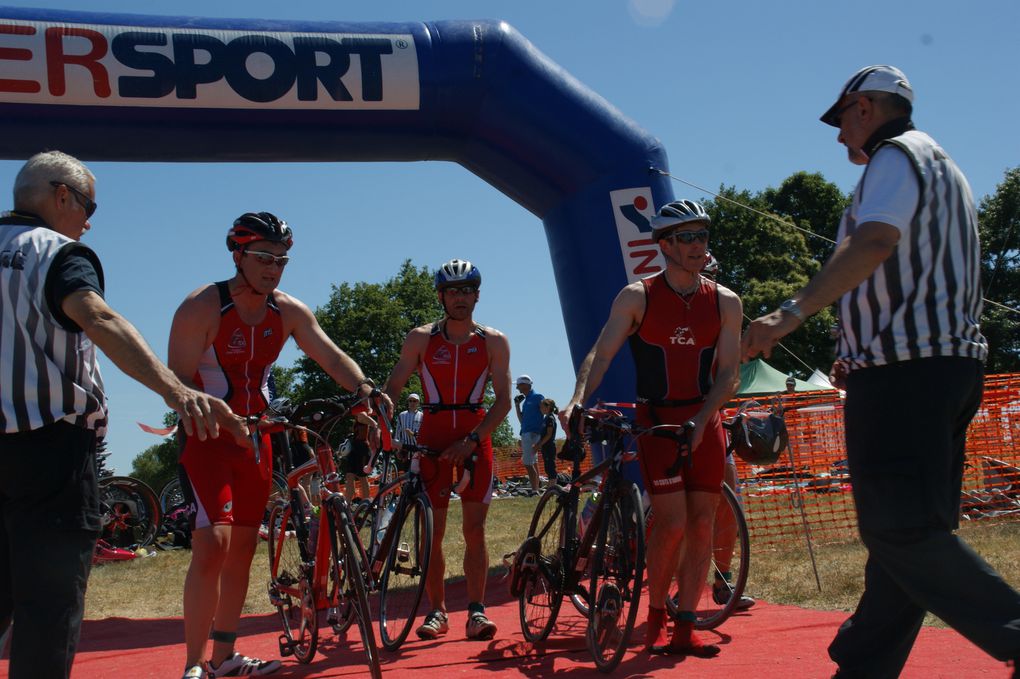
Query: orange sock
645 606 668 650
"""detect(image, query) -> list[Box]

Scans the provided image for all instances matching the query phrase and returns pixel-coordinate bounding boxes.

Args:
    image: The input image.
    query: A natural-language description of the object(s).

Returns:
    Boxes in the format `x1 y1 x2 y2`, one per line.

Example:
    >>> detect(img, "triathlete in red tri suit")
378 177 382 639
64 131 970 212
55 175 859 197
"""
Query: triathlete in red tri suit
563 200 744 657
168 212 387 679
383 259 511 642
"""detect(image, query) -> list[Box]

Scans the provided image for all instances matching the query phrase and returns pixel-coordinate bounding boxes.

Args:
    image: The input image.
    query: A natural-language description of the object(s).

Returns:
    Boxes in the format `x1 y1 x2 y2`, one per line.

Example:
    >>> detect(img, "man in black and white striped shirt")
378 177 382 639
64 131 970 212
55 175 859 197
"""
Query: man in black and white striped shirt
0 151 248 679
743 66 1019 677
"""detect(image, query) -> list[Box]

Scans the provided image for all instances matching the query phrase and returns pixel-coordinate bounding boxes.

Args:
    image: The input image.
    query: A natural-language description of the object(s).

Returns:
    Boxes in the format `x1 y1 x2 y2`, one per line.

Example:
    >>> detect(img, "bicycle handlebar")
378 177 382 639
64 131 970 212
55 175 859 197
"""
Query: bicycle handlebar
563 405 694 472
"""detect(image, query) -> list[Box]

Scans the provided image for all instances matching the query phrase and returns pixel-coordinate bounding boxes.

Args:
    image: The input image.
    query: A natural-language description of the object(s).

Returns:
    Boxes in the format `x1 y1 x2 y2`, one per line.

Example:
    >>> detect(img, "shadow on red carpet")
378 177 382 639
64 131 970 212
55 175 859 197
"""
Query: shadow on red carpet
1 574 1008 678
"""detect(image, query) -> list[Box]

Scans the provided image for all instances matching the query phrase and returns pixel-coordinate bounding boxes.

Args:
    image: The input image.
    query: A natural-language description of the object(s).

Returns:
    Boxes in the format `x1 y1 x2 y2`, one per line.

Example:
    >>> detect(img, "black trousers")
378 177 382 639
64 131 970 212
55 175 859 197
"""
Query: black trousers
541 444 557 481
828 357 1020 677
0 422 100 679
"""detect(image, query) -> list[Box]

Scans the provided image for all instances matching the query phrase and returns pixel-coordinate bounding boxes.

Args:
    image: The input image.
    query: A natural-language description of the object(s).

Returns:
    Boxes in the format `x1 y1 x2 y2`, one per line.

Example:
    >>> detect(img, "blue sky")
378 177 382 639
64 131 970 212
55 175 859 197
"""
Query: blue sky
1 0 1017 475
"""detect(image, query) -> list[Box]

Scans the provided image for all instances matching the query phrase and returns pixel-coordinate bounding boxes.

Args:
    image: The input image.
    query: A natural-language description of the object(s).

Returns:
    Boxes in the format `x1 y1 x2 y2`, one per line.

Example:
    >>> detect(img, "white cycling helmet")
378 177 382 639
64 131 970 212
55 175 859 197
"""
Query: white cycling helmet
434 259 481 290
650 200 710 240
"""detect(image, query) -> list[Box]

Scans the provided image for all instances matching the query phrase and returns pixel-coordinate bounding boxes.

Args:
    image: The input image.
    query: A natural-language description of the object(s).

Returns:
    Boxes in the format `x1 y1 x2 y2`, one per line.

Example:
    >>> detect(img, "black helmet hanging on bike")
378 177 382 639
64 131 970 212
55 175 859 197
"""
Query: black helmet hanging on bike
649 199 710 240
226 212 294 251
728 410 789 465
434 258 481 290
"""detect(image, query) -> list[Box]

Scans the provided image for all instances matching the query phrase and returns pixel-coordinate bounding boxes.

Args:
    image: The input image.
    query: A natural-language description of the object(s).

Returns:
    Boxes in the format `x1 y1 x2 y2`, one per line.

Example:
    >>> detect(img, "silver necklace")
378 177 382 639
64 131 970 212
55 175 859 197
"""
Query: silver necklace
666 274 701 309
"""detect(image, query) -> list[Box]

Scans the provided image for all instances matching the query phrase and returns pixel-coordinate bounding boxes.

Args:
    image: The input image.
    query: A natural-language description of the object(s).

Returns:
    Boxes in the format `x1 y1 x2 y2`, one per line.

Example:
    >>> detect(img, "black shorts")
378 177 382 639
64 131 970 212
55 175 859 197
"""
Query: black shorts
345 440 371 479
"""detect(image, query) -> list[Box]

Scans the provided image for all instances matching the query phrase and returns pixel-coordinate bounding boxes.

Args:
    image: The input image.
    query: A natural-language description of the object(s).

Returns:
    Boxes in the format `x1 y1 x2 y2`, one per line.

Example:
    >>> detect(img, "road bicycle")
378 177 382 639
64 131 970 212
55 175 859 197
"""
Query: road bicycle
510 405 647 673
352 438 477 651
262 393 383 679
611 400 752 631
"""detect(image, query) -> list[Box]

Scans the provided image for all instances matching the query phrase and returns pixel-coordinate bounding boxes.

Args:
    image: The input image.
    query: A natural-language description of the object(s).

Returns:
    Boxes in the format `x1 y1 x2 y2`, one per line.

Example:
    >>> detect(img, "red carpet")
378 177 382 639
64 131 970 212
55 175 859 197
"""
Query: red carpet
1 575 1009 678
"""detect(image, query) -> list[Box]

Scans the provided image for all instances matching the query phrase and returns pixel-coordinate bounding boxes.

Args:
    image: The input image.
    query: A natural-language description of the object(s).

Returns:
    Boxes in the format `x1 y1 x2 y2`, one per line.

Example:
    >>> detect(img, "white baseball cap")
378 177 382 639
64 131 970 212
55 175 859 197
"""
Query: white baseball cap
407 393 420 401
820 65 913 127
516 375 533 386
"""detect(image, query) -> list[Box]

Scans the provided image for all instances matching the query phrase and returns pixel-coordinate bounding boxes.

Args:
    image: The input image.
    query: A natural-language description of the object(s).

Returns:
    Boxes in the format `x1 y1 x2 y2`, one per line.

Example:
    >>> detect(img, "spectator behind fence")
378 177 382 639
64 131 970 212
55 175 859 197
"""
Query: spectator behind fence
397 393 423 445
742 65 1020 677
0 151 247 679
537 399 559 486
514 374 545 492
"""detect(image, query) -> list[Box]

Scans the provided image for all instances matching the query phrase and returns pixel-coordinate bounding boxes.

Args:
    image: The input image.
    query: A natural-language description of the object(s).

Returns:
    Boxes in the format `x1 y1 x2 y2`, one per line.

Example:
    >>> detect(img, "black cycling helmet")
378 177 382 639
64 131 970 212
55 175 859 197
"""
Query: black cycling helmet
649 199 710 240
435 258 482 290
226 212 293 252
728 410 789 465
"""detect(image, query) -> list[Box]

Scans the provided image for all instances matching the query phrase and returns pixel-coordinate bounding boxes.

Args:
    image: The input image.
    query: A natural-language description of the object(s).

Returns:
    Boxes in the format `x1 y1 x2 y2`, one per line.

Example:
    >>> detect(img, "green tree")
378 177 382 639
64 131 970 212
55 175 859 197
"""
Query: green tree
291 259 440 404
978 167 1020 373
706 176 846 378
130 411 179 491
762 171 849 266
484 387 516 447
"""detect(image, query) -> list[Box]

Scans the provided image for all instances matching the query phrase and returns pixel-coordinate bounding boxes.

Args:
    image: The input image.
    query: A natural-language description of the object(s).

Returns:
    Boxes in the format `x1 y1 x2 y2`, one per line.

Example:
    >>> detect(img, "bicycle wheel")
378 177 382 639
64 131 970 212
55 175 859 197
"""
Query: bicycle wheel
98 476 161 548
586 482 644 673
264 472 289 521
518 485 566 642
335 496 383 635
691 482 750 630
326 495 382 679
378 494 432 650
266 500 318 663
159 477 185 513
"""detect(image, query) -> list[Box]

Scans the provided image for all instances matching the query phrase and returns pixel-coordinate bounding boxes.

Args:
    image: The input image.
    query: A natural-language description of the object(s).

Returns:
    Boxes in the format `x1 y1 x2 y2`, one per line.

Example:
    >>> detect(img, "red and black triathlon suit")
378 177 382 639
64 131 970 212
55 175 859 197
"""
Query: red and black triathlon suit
416 322 495 509
179 281 285 528
628 273 726 495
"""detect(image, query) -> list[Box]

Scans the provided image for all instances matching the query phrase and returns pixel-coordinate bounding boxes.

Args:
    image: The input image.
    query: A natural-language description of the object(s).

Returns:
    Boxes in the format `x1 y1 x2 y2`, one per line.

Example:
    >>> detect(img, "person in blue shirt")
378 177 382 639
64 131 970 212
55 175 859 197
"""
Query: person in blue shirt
513 375 544 492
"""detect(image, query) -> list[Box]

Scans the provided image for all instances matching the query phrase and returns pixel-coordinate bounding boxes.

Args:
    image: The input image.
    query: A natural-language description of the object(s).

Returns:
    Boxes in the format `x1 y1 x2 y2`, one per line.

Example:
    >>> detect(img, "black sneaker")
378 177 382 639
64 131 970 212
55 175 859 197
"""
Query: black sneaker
712 582 756 610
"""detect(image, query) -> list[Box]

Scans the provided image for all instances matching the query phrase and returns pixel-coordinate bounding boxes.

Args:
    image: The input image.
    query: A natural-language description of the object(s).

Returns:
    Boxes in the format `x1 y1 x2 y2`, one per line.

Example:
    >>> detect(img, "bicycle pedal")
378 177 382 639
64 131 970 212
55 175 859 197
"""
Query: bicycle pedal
277 634 294 657
396 542 411 563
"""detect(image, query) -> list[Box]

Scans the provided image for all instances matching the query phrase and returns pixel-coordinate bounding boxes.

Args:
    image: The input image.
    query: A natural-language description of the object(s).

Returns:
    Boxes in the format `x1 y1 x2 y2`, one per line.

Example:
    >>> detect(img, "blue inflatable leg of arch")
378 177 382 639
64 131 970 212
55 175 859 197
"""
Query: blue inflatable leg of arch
0 8 678 475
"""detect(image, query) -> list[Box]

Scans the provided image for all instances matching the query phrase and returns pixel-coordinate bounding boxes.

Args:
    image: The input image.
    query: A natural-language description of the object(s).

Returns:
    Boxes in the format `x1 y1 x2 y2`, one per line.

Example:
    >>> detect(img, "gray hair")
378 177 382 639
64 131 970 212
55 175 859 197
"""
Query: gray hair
13 150 94 211
868 91 913 119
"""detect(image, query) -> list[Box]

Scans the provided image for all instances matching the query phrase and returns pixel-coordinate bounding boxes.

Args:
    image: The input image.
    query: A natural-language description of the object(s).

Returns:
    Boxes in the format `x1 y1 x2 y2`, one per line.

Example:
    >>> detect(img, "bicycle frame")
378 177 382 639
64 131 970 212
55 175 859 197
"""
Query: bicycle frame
266 400 376 612
546 429 633 603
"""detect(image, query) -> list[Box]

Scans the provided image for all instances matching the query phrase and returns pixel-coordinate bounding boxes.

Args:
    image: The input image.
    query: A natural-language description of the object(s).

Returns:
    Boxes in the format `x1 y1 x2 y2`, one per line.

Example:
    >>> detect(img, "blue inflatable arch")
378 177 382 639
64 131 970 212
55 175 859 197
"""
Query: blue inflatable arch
0 7 677 402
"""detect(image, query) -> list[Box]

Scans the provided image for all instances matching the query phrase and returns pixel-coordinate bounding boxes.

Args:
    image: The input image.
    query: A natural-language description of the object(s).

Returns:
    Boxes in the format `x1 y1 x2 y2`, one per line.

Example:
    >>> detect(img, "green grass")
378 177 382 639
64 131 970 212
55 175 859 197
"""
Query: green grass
85 495 1020 630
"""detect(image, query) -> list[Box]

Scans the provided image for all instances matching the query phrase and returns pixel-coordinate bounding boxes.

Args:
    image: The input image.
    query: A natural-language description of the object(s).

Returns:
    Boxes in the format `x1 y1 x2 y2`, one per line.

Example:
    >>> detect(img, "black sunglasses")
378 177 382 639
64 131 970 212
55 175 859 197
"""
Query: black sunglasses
441 285 479 295
832 96 868 127
663 229 710 245
50 180 96 218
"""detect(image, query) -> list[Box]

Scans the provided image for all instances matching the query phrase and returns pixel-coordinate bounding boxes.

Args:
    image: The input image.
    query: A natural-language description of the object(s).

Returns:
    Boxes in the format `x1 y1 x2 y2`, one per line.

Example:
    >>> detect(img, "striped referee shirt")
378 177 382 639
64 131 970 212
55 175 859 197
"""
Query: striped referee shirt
836 129 988 368
396 408 422 445
0 215 108 433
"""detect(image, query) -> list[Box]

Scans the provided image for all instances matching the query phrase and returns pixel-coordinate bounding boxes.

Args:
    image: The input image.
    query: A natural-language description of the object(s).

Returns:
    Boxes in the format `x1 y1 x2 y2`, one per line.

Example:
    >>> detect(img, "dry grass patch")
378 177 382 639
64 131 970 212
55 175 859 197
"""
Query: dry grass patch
86 496 542 620
85 497 1020 630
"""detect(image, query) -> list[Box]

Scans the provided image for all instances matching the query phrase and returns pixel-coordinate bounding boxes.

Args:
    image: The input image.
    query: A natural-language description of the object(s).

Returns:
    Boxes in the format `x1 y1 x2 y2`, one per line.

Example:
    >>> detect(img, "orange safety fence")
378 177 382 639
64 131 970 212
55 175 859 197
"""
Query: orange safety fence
732 373 1020 547
361 444 595 495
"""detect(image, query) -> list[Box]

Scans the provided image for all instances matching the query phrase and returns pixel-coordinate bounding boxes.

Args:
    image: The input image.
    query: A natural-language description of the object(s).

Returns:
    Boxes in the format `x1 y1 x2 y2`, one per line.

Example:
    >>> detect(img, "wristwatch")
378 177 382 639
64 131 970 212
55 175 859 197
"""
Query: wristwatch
467 431 481 446
779 298 805 322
